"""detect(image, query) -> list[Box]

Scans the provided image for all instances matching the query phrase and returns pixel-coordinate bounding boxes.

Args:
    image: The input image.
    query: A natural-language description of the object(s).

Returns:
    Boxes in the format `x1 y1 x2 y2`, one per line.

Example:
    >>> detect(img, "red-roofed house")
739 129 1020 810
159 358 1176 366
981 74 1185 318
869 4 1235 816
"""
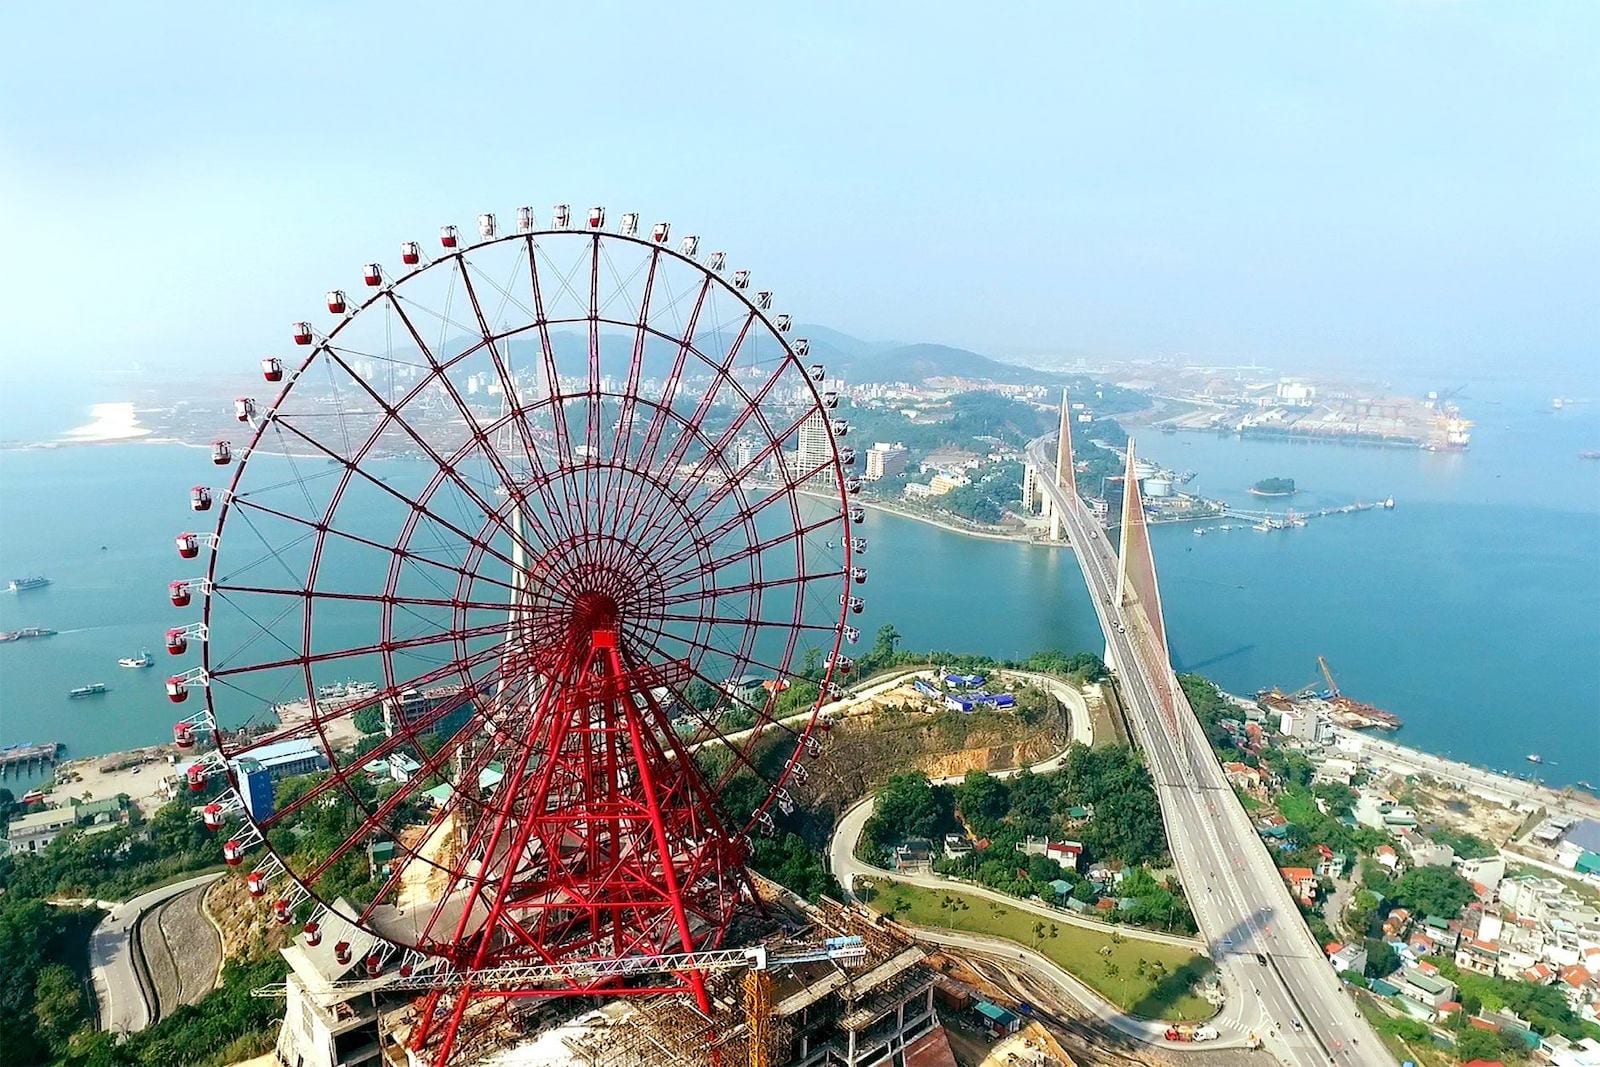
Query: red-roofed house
1375 844 1399 873
1223 762 1262 791
1281 866 1318 904
1523 963 1555 984
1558 965 1595 1011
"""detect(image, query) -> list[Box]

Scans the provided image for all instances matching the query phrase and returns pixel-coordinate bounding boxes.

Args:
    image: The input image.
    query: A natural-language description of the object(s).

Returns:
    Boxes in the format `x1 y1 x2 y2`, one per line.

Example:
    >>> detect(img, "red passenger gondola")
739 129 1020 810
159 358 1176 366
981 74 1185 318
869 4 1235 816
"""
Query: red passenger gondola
274 898 292 924
235 397 257 423
166 627 188 655
190 486 212 511
169 580 192 607
303 921 321 947
223 839 244 865
292 322 313 345
202 802 223 829
176 533 200 559
261 357 283 382
334 941 351 966
175 722 196 750
186 764 206 792
246 871 266 898
439 225 459 249
167 675 189 702
588 207 605 229
211 440 232 465
363 263 382 287
326 290 347 314
365 953 383 977
400 241 420 265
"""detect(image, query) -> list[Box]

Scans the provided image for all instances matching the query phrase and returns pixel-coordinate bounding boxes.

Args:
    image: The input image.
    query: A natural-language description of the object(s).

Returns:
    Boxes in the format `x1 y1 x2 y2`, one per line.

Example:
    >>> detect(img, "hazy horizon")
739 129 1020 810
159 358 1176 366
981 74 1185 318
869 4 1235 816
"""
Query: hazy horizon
2 2 1596 392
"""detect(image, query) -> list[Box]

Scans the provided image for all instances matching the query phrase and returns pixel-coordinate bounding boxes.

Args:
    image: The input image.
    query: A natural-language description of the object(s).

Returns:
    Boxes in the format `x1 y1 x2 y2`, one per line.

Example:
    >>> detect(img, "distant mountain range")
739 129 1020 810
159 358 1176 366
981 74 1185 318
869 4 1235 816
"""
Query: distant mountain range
794 325 1068 386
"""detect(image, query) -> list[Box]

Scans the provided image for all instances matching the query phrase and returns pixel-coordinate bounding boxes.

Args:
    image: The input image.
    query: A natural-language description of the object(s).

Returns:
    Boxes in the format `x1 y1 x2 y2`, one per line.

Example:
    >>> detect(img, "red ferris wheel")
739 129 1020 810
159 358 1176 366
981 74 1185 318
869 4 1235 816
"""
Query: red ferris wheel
165 206 866 1061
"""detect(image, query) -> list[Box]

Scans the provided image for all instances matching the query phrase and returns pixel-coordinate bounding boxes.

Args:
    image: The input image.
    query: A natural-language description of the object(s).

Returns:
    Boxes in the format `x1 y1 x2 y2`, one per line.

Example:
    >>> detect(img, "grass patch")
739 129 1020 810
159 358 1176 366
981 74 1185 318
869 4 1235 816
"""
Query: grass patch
862 879 1215 1021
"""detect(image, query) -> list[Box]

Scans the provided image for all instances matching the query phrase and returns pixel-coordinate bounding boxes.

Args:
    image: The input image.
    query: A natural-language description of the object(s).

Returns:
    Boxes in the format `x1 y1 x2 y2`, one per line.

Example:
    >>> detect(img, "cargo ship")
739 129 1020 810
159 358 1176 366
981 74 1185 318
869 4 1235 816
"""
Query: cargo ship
68 683 108 699
0 627 57 642
7 576 51 593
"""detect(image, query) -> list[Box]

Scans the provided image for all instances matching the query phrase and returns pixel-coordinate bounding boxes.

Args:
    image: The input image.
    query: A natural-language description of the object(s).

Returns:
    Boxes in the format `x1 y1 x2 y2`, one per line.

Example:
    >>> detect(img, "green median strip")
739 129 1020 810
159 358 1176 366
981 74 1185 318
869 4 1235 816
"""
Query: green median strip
860 880 1217 1022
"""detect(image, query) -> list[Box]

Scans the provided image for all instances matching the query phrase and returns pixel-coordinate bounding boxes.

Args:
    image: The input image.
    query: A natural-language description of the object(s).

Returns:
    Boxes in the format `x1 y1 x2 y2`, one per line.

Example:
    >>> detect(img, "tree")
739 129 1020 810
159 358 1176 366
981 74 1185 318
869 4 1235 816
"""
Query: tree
32 963 86 1052
955 771 1009 828
863 773 951 849
353 705 385 734
869 624 902 667
1346 889 1379 938
1394 867 1475 919
1453 1026 1505 1062
1364 938 1398 978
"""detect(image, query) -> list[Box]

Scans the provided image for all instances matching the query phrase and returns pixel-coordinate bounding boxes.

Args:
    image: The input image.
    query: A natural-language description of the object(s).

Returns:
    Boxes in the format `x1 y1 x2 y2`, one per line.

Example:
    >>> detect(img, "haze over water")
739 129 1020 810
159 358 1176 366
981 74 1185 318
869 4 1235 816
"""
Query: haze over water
1 382 1596 788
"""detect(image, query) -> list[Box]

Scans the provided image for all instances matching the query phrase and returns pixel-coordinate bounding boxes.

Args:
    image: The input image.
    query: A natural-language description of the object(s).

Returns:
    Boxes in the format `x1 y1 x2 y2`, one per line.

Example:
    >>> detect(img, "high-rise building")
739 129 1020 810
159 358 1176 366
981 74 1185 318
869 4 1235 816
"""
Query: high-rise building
864 442 910 481
1021 462 1041 513
796 412 834 486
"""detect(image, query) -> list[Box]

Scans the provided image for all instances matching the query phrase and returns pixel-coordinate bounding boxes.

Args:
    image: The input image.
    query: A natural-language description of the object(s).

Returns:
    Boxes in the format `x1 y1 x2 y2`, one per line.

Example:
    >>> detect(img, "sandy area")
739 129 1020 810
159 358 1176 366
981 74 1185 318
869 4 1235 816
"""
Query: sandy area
60 401 153 443
51 745 179 815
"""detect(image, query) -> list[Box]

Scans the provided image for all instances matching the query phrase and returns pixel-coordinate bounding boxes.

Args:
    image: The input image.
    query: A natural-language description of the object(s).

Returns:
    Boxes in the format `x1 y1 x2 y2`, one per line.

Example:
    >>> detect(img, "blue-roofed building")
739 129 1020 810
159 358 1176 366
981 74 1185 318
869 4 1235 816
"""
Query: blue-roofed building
945 695 976 713
973 1000 1021 1037
912 679 939 698
233 738 330 781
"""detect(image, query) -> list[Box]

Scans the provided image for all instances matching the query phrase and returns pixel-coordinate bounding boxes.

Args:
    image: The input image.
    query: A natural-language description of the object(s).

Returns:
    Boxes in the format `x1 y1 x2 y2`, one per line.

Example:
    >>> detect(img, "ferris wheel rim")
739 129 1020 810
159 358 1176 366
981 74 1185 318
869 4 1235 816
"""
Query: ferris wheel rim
183 214 857 964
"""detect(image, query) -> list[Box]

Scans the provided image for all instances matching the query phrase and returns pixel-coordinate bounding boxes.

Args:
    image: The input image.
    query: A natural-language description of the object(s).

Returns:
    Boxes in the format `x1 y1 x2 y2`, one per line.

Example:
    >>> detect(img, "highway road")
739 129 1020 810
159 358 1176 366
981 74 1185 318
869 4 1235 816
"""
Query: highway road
88 872 223 1036
1027 437 1390 1067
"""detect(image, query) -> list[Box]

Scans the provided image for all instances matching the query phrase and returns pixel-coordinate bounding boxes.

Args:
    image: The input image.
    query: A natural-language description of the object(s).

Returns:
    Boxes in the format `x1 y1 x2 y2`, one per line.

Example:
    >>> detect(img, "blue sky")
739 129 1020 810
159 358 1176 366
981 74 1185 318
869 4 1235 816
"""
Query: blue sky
1 2 1595 385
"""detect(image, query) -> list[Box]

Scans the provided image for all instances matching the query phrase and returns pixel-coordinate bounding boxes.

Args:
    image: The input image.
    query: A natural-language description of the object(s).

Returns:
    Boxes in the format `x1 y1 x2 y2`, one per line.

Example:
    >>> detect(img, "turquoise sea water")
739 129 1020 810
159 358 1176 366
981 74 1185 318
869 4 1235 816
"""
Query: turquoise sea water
2 386 1596 789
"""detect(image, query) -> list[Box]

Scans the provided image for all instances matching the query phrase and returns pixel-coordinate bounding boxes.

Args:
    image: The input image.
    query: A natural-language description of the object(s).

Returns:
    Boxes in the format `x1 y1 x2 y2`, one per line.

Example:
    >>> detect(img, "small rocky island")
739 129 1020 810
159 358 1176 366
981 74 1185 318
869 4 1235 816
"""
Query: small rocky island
1249 476 1297 497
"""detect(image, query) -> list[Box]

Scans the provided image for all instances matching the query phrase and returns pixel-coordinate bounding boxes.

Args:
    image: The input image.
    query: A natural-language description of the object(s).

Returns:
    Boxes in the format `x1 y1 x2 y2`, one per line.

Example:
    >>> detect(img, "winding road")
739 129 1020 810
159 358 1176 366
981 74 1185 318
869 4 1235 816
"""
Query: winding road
88 872 223 1035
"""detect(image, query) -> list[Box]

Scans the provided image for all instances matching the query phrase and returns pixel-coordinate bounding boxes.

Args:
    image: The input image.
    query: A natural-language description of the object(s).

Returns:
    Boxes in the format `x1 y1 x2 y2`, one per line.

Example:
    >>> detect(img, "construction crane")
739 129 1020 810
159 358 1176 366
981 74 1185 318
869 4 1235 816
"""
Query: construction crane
1316 656 1342 699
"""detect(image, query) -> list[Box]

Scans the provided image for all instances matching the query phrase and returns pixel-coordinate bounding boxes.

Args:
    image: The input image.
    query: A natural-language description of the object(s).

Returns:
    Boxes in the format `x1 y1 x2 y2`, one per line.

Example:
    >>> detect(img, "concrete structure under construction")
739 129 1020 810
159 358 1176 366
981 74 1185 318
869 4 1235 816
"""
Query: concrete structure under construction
266 881 944 1067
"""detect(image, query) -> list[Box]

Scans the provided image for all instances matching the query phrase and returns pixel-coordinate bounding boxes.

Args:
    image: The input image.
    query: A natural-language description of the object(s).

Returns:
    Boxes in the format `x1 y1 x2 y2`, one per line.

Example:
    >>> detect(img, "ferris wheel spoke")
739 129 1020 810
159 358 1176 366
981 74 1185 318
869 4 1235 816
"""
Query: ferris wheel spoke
657 571 841 610
296 695 493 889
247 656 510 830
452 258 587 557
227 496 525 601
264 415 535 581
360 299 561 561
607 295 731 546
618 275 714 491
655 512 840 593
212 617 512 681
523 242 591 558
631 390 818 565
651 456 839 575
614 625 801 789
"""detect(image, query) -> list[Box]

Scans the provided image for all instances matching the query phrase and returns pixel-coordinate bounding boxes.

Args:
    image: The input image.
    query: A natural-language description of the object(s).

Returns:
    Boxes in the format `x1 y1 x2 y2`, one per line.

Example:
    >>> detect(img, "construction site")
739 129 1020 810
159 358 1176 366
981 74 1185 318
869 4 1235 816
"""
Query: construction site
270 878 956 1067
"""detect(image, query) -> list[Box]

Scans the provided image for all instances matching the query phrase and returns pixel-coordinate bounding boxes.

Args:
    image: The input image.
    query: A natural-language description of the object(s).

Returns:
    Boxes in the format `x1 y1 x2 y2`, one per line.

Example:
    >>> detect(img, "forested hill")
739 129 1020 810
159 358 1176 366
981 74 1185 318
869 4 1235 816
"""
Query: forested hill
800 327 1067 386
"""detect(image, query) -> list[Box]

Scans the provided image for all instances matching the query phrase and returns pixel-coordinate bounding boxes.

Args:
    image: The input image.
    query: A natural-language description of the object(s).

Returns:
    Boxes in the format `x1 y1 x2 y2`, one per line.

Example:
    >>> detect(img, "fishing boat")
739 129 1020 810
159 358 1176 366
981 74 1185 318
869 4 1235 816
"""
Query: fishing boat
119 650 155 668
68 683 108 699
1527 754 1544 765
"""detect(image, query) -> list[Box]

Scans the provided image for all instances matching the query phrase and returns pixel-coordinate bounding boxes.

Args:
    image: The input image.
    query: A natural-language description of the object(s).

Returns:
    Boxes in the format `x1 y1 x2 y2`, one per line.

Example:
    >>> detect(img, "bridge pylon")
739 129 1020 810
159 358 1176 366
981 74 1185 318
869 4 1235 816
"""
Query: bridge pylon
1049 388 1075 541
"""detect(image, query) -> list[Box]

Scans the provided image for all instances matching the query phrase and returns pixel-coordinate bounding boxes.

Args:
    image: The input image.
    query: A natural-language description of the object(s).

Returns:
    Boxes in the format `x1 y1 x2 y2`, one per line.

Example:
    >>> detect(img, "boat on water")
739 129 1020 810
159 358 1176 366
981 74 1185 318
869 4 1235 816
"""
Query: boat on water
119 650 155 668
20 789 45 804
1193 527 1207 536
1381 496 1396 509
7 576 51 593
68 683 108 699
1580 451 1600 461
1527 754 1543 765
0 627 57 642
